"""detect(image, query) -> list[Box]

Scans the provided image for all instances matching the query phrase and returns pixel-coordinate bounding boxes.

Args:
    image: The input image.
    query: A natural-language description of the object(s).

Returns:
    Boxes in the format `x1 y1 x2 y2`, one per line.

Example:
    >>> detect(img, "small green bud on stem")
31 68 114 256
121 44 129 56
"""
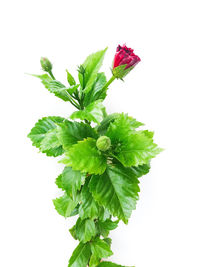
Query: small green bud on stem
40 57 53 72
96 136 111 152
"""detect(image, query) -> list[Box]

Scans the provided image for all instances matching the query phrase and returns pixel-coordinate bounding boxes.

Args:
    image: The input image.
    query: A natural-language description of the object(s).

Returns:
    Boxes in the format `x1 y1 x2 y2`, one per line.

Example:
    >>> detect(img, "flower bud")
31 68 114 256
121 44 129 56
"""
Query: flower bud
112 44 141 79
40 57 52 72
96 136 111 152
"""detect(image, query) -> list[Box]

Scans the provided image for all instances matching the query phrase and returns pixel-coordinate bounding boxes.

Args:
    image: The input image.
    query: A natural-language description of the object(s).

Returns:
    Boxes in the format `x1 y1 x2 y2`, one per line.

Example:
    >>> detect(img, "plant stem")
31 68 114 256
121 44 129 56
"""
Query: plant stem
102 75 116 91
48 70 56 80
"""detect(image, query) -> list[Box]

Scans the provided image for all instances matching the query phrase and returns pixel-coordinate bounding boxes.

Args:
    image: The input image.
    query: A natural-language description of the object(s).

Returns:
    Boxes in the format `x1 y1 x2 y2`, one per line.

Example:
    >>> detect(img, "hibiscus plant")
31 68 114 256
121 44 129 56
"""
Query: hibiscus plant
28 45 162 267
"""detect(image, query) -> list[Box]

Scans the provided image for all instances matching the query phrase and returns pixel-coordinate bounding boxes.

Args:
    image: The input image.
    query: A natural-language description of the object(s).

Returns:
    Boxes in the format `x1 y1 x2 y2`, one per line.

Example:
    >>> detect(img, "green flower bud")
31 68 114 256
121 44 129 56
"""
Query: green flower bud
96 136 111 152
40 57 52 72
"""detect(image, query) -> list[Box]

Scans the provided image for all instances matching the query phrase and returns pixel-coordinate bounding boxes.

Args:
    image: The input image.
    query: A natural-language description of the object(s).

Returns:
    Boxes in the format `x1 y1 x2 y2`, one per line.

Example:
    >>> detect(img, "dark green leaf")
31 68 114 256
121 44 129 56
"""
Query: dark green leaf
68 242 91 267
75 218 96 243
57 120 97 150
97 219 118 238
61 167 85 199
53 193 79 217
90 237 113 259
89 164 141 223
79 179 100 220
84 73 107 106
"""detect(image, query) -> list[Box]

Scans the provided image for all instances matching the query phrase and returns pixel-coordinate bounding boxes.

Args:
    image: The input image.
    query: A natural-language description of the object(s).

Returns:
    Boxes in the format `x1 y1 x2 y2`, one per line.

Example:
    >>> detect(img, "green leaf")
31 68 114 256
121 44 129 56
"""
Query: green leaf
61 138 107 175
84 73 107 106
39 128 60 150
98 262 133 267
70 100 106 124
89 164 141 223
98 207 111 222
53 193 79 217
66 69 76 86
57 120 97 150
55 174 64 190
96 113 120 135
32 74 76 101
79 179 100 220
75 218 96 243
68 242 91 267
61 167 85 199
28 116 65 157
89 254 101 267
67 84 80 95
91 237 113 259
103 238 112 247
78 48 107 93
97 219 118 238
69 225 77 240
106 113 142 139
106 113 161 167
113 132 162 167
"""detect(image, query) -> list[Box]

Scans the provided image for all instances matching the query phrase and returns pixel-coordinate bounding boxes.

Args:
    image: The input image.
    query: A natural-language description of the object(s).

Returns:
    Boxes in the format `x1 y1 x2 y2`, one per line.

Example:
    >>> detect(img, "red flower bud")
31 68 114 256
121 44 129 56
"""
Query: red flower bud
112 44 141 79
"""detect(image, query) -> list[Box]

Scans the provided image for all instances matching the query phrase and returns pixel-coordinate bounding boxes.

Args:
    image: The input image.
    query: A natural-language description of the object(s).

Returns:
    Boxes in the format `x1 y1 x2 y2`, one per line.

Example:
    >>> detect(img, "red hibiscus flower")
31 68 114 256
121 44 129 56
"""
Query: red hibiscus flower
113 44 141 70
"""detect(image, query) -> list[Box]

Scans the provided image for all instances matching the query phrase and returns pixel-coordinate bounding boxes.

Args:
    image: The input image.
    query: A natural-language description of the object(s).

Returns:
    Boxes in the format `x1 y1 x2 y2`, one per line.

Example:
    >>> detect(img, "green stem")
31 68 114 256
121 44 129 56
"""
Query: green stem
48 70 56 80
66 93 81 109
102 75 116 91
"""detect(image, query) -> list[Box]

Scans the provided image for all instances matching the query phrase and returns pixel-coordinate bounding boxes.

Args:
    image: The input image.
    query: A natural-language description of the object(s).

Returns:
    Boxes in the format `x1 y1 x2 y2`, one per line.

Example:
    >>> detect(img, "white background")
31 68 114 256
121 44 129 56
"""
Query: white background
0 0 200 266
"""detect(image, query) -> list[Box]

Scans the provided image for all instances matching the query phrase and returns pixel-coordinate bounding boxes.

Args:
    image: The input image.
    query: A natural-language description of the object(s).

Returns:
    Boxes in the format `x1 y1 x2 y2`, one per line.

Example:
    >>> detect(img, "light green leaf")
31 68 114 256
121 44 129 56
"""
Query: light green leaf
66 69 76 86
55 174 64 190
79 179 100 220
70 100 106 124
89 254 101 267
97 219 118 238
57 120 97 150
106 113 161 167
69 225 77 240
61 138 107 175
75 218 96 243
89 164 141 223
53 193 79 217
84 73 107 106
98 207 111 222
28 116 65 157
40 128 62 153
78 48 107 93
96 113 120 135
106 113 142 139
98 262 133 267
68 242 91 267
32 74 75 101
91 237 113 259
61 167 85 199
113 132 162 167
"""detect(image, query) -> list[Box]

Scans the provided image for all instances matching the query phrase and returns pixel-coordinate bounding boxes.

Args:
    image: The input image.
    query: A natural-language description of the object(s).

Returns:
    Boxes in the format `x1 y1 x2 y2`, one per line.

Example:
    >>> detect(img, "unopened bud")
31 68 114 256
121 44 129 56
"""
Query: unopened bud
40 57 52 72
96 136 111 152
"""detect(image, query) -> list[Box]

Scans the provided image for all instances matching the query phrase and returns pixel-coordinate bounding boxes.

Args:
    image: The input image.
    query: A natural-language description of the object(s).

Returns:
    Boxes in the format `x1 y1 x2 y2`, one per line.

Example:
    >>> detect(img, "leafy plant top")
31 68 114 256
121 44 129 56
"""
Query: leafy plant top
28 44 162 267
